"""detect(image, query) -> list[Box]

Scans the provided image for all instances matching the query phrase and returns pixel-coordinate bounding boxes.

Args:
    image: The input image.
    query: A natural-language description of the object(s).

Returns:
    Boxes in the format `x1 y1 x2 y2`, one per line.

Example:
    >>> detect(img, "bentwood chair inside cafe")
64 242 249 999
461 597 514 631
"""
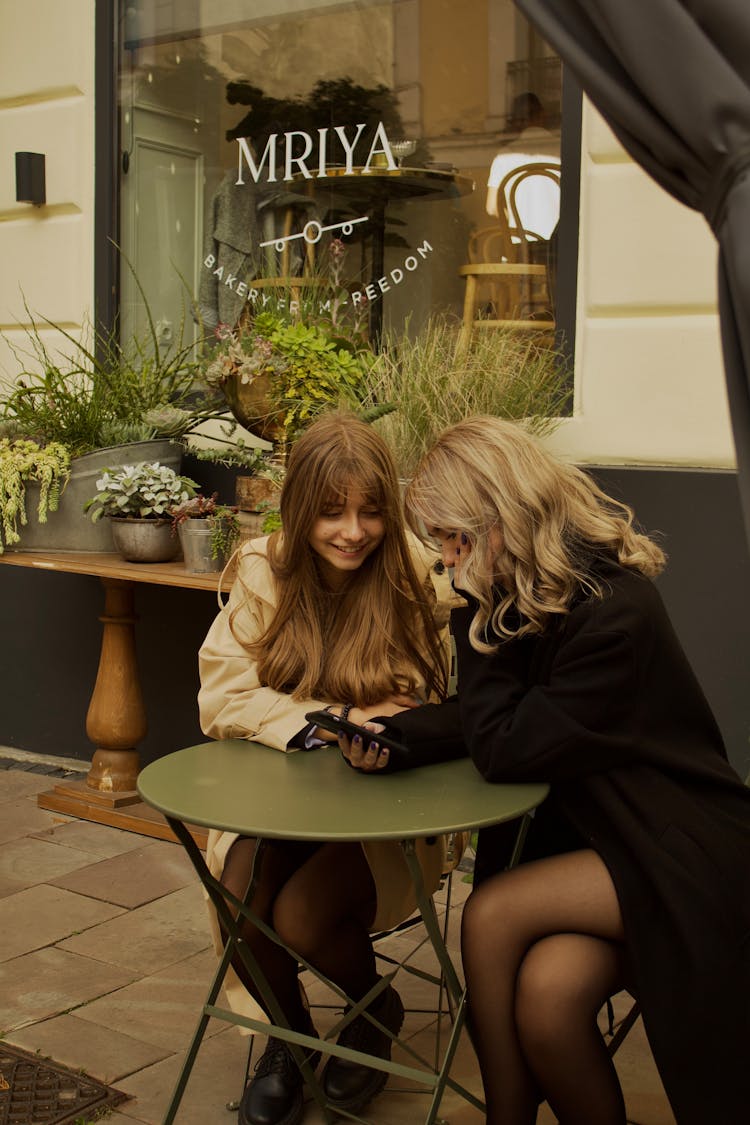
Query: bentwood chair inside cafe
458 160 561 349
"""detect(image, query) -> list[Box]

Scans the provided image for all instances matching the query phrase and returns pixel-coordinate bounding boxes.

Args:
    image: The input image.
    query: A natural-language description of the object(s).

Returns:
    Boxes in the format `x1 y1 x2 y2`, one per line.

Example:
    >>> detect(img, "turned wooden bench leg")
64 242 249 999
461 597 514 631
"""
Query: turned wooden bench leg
85 577 147 793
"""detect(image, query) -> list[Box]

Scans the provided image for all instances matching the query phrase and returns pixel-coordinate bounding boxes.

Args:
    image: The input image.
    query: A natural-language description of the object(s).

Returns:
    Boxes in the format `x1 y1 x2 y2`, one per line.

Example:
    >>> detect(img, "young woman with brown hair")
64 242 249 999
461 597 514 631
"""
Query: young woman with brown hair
197 411 452 1125
340 415 750 1125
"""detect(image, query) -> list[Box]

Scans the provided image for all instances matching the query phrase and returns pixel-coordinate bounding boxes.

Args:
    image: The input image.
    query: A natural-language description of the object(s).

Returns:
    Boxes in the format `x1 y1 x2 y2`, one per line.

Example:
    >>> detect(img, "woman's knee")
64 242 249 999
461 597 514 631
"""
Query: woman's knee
272 891 321 959
461 871 527 960
516 935 622 1045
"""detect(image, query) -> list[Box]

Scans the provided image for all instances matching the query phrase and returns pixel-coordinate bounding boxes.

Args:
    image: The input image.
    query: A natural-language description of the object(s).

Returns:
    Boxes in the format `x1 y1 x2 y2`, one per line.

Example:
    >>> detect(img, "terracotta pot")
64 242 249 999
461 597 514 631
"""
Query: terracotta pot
221 372 286 444
235 475 282 512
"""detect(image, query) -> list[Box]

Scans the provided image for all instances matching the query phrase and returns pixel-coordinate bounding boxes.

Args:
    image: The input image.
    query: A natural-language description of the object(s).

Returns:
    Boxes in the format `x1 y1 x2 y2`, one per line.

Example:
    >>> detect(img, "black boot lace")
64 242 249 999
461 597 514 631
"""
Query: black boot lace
253 1038 298 1080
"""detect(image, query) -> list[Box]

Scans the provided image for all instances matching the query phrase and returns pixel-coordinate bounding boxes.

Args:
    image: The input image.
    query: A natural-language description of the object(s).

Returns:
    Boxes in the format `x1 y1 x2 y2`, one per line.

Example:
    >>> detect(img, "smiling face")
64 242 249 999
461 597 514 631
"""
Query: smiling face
309 488 386 588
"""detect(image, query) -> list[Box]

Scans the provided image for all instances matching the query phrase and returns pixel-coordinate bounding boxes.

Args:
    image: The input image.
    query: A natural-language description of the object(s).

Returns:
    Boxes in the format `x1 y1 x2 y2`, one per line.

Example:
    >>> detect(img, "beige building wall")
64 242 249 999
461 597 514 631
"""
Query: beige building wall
0 0 95 390
0 7 735 475
548 98 735 470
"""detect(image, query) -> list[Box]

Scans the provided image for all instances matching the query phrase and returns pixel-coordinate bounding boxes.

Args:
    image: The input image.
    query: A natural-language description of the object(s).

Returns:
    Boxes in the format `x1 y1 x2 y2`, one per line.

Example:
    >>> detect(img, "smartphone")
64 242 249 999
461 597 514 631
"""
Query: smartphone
305 710 408 756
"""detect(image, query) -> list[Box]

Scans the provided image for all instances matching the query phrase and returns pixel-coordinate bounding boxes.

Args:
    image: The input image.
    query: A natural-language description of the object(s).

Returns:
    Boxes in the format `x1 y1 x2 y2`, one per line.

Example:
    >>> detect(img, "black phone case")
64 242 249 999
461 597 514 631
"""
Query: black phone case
305 710 408 756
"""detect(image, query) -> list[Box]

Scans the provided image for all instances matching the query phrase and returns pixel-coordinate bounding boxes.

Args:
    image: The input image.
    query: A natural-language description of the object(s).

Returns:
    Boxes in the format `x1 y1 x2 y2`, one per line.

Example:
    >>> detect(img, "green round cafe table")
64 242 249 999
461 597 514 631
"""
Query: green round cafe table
138 740 548 1125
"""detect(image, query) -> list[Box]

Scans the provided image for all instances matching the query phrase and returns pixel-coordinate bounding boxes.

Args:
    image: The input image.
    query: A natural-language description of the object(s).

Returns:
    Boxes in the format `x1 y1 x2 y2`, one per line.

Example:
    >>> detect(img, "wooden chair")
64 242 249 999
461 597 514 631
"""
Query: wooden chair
458 161 561 349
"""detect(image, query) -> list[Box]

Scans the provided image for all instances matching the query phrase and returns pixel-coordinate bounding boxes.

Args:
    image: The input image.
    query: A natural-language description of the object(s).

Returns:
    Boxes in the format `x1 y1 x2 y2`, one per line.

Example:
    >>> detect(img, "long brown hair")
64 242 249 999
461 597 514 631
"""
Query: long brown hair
231 412 447 702
405 416 666 652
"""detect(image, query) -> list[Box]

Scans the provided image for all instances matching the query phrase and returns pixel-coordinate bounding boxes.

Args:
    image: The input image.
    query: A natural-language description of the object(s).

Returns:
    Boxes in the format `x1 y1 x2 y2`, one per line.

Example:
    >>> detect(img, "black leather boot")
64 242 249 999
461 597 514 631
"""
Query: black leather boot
321 985 405 1113
239 1031 320 1125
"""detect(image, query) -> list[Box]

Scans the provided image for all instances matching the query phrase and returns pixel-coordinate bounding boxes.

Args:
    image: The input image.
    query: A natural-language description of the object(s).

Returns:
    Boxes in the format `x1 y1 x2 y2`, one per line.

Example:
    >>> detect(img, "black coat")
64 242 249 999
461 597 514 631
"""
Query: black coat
381 558 750 1125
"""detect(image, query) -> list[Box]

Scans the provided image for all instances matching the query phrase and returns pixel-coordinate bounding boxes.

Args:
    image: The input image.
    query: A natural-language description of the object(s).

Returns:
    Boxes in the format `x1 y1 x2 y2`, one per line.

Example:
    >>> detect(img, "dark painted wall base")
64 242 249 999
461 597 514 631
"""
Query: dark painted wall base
0 571 218 770
593 466 750 780
1 466 748 779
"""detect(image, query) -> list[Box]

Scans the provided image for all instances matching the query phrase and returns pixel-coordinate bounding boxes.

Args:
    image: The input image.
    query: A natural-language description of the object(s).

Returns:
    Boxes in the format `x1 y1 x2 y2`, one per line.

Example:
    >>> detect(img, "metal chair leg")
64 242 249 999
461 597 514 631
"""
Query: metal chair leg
607 999 640 1057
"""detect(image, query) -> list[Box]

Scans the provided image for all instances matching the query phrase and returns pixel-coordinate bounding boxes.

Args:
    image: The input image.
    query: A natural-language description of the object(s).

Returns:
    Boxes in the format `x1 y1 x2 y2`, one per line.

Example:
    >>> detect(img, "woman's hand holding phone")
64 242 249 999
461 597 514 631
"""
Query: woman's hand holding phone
341 697 415 771
339 722 390 772
305 709 408 772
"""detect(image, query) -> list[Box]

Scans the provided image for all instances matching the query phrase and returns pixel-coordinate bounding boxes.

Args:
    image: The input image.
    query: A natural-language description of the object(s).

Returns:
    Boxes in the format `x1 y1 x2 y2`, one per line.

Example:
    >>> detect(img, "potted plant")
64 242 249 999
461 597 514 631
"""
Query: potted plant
2 284 225 454
0 264 227 551
364 315 570 478
200 238 393 457
84 461 198 563
184 437 282 516
170 493 241 573
203 310 377 449
0 436 70 554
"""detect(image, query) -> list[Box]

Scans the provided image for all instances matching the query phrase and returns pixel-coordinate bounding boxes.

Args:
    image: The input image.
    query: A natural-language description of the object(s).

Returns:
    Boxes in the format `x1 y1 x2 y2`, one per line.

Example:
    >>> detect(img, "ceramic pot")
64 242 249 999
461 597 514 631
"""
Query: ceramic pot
221 372 286 444
110 517 180 563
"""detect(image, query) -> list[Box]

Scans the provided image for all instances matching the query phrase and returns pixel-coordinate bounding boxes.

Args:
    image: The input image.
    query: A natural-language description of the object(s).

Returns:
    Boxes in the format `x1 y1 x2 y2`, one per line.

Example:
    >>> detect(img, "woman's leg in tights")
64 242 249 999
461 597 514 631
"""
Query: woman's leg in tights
220 836 320 1030
461 848 626 1125
517 932 627 1124
221 838 378 1027
273 842 378 1004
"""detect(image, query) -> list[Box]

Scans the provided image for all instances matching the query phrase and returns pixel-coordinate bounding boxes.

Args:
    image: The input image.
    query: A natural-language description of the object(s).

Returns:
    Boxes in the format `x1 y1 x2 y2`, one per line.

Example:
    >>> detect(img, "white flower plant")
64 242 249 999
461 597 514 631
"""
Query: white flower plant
84 461 198 522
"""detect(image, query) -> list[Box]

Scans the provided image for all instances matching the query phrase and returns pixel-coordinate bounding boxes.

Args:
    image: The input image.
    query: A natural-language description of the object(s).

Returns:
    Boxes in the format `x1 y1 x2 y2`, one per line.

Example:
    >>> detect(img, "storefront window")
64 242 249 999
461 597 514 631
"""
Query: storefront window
115 0 570 428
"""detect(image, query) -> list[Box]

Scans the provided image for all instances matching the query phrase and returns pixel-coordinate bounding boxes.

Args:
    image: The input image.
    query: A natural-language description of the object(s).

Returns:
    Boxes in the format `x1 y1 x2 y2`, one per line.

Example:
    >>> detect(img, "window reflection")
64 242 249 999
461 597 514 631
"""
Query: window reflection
118 0 562 351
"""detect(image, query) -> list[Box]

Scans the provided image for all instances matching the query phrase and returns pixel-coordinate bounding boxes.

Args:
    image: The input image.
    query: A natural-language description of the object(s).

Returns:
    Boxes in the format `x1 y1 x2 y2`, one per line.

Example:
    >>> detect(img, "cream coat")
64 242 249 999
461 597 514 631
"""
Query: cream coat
197 535 458 1025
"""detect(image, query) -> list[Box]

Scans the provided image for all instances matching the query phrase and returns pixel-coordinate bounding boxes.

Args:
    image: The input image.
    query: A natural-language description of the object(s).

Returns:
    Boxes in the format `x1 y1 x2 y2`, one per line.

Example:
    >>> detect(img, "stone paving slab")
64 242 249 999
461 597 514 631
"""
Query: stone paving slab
0 769 64 801
30 818 151 859
114 1025 249 1124
58 882 211 973
50 840 198 908
6 1012 171 1085
0 883 125 961
0 797 60 844
0 834 100 898
0 945 136 1031
72 947 228 1052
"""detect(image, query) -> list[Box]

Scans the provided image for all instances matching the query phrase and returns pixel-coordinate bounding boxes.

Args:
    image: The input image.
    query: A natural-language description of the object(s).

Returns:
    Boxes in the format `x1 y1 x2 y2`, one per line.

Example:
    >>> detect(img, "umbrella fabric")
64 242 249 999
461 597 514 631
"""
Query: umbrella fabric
514 0 750 551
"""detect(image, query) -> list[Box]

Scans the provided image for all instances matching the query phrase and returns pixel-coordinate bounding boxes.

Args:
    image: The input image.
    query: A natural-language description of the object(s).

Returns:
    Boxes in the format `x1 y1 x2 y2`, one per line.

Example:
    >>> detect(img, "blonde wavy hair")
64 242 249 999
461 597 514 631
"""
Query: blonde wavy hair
405 416 666 653
232 412 448 703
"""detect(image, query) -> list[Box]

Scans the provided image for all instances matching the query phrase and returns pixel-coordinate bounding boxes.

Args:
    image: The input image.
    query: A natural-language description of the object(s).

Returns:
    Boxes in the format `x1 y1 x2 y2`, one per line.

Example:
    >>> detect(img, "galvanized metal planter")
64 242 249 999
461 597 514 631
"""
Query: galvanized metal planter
110 517 180 563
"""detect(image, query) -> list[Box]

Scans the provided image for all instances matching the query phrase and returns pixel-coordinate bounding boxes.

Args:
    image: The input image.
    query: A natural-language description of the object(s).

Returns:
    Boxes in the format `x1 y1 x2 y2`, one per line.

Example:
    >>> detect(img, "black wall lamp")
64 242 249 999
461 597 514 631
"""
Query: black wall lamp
15 151 46 206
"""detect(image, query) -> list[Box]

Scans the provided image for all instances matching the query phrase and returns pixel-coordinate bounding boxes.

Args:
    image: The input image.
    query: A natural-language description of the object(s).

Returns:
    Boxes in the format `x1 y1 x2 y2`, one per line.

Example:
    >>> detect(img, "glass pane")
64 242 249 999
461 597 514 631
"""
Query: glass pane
117 0 567 464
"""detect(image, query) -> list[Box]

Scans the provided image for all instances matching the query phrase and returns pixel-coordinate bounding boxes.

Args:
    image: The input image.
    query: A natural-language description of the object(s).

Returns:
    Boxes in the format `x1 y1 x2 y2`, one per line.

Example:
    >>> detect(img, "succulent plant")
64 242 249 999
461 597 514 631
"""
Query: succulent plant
84 461 198 521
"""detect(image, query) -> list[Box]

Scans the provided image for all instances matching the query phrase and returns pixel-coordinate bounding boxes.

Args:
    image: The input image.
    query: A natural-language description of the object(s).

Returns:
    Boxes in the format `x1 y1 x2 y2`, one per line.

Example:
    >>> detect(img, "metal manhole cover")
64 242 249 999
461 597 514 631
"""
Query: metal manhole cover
0 1044 127 1125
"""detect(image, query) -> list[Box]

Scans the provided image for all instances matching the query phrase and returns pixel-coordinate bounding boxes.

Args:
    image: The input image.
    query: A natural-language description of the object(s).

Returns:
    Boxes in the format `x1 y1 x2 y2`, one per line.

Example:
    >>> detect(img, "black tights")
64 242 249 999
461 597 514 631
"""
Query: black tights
461 848 629 1125
220 836 378 1030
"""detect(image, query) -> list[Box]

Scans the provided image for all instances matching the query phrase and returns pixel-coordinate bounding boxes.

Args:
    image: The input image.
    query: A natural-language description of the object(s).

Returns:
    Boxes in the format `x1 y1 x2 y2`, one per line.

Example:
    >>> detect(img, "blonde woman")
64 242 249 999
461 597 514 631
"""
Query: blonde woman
198 412 452 1125
340 417 750 1125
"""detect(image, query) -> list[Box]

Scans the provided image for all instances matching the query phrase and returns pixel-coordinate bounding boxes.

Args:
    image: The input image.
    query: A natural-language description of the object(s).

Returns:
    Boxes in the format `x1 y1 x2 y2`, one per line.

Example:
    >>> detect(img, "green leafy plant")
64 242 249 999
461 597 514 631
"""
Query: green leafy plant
0 437 70 553
365 316 570 478
204 308 379 443
184 438 272 473
1 261 226 456
84 462 198 522
170 493 241 559
259 502 282 535
200 237 394 448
